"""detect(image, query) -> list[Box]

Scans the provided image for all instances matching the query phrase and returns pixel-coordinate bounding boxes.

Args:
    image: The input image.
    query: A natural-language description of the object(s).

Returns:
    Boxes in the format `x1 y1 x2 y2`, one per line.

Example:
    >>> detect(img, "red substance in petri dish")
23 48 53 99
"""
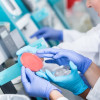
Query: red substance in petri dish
20 53 43 71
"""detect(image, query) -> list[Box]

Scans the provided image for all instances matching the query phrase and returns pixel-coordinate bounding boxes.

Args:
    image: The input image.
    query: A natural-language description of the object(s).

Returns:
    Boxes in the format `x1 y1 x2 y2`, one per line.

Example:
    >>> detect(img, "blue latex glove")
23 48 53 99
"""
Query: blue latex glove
21 66 60 99
36 48 92 74
16 46 37 56
30 27 63 41
80 74 91 89
36 61 88 95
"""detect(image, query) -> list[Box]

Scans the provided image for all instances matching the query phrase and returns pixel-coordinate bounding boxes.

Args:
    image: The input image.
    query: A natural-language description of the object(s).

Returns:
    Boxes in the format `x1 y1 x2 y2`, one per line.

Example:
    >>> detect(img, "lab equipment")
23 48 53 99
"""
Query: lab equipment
0 27 10 65
48 0 66 16
1 0 22 16
18 14 38 44
31 7 52 28
21 66 59 99
19 53 43 71
0 43 8 65
25 0 66 46
0 65 17 94
0 0 38 44
0 82 17 94
15 0 39 44
21 0 35 12
36 61 88 95
0 38 48 86
48 0 70 29
31 6 64 29
0 63 21 86
37 48 92 74
0 27 25 58
10 29 25 50
0 22 10 31
22 0 65 29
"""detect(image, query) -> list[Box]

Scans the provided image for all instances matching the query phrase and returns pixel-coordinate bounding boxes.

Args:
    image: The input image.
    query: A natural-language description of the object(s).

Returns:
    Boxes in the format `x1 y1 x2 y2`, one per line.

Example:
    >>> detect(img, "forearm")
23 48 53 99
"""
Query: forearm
49 90 64 100
84 62 100 87
63 29 84 42
79 88 90 99
49 89 90 100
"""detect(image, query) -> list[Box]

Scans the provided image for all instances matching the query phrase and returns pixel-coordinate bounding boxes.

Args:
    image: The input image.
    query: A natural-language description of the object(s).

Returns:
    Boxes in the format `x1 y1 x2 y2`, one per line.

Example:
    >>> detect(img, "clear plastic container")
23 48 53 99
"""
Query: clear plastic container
42 60 71 77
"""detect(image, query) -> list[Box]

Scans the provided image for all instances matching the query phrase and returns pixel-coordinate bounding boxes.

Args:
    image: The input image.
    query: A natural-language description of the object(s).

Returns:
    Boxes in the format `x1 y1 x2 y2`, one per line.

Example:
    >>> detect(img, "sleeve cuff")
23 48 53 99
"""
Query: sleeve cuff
86 77 100 100
63 29 83 42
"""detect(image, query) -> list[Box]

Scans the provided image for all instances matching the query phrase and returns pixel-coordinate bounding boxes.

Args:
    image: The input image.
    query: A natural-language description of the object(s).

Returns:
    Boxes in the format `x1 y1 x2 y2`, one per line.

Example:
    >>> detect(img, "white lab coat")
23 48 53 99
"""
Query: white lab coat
55 24 100 100
57 24 100 66
57 77 100 100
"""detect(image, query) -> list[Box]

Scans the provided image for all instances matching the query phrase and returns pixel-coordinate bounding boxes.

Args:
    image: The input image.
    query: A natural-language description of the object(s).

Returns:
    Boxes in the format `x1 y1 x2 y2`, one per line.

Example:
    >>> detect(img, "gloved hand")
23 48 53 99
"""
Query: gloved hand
36 48 92 74
21 66 60 99
16 46 37 56
80 74 91 89
36 61 88 95
30 27 63 41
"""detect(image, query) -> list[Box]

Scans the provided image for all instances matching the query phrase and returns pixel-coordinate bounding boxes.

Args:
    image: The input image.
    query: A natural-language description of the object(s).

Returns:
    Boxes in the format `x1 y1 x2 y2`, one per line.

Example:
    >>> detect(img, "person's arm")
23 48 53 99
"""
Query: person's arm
79 62 100 99
84 62 100 87
79 88 90 99
77 62 100 100
21 66 61 100
84 62 100 100
63 29 84 42
63 24 100 42
50 90 68 100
